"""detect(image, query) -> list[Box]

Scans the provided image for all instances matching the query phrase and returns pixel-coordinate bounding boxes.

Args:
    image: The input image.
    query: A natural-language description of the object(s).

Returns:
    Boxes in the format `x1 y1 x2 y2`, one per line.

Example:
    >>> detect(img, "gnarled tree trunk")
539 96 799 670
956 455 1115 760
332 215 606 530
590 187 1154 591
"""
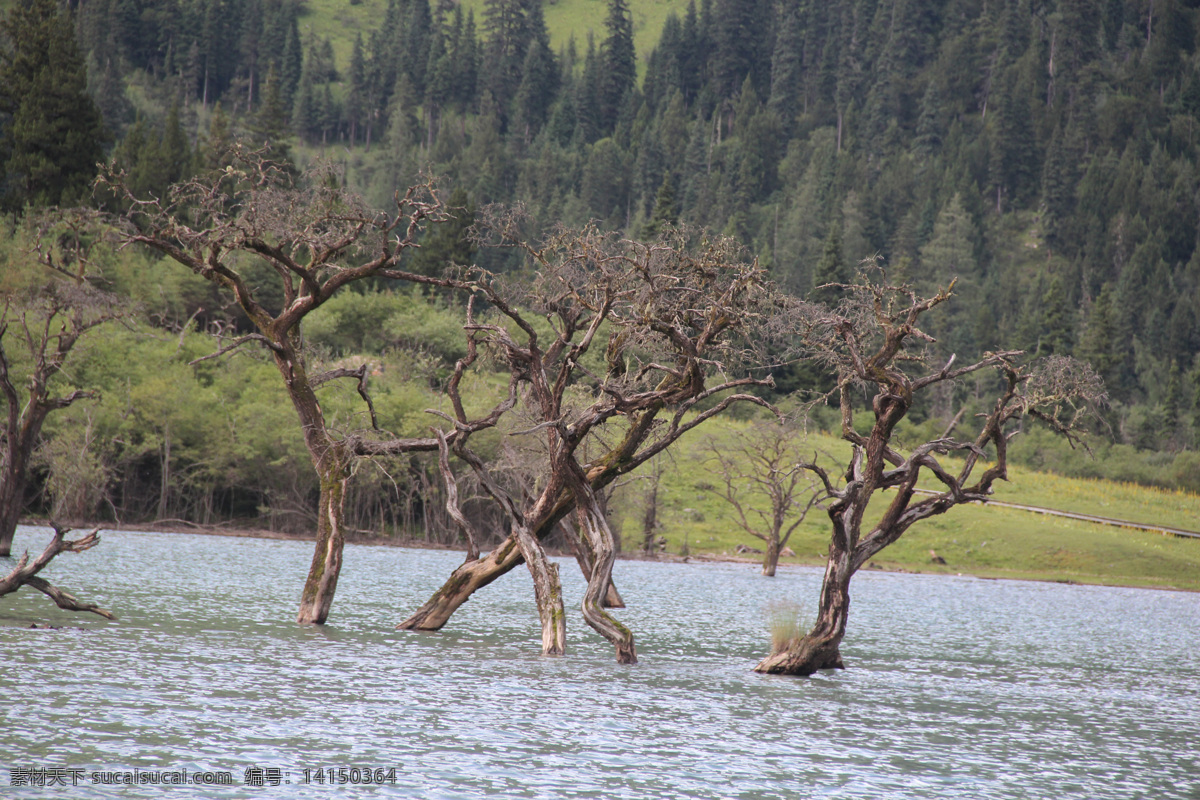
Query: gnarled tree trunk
512 520 566 656
755 533 851 674
297 464 350 625
398 537 524 630
575 488 636 663
570 516 625 608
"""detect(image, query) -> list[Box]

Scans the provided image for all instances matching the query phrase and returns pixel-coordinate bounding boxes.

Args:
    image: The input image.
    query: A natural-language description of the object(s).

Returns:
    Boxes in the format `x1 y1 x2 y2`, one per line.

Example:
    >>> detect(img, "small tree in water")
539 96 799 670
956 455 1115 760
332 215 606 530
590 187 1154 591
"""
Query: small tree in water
755 271 1104 676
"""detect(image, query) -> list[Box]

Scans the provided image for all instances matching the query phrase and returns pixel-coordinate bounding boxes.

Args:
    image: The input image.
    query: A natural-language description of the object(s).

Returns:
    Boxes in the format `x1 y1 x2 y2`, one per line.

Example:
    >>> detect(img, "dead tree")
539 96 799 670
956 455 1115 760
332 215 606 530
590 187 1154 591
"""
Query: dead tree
705 419 828 576
0 523 116 619
0 220 125 556
101 152 504 625
400 223 787 663
754 274 1105 676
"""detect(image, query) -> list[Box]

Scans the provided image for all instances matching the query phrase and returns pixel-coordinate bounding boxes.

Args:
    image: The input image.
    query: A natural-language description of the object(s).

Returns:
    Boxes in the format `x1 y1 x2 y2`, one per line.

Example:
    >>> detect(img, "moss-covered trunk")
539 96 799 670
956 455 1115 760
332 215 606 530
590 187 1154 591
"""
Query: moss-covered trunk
296 465 349 625
513 521 566 656
397 536 525 630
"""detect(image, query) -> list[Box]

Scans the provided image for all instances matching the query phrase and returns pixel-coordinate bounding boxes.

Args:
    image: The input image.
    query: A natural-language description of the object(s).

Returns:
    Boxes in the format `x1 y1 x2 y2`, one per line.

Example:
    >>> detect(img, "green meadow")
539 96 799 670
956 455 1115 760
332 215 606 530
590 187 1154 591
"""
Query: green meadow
614 419 1200 592
294 0 690 72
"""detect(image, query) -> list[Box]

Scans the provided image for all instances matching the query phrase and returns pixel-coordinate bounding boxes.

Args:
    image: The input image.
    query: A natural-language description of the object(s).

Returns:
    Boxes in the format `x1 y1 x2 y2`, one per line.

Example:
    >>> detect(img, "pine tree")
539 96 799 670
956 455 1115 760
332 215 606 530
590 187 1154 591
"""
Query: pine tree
457 9 481 110
1037 274 1075 357
919 193 980 356
200 102 234 170
1164 360 1182 433
292 65 317 141
811 223 846 305
913 82 941 161
249 65 292 161
238 0 265 111
0 0 108 211
641 176 678 239
1191 368 1200 448
1077 283 1118 385
280 11 303 107
401 0 433 97
712 0 768 100
483 0 545 113
768 3 803 130
599 0 636 132
574 34 602 144
514 31 558 140
918 193 977 291
346 34 366 143
410 187 477 276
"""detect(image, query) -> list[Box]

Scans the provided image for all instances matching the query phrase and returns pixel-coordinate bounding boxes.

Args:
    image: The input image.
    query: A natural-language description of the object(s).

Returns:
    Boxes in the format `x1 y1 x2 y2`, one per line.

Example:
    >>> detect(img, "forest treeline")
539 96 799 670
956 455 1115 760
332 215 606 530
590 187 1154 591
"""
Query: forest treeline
2 0 1200 537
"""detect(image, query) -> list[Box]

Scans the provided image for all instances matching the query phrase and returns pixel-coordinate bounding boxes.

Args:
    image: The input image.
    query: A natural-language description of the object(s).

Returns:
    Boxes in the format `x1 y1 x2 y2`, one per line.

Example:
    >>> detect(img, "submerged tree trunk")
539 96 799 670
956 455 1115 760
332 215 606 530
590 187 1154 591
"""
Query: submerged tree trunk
755 534 852 675
397 536 525 630
297 467 349 625
570 516 625 608
512 520 566 656
0 468 27 557
575 490 636 663
762 537 781 577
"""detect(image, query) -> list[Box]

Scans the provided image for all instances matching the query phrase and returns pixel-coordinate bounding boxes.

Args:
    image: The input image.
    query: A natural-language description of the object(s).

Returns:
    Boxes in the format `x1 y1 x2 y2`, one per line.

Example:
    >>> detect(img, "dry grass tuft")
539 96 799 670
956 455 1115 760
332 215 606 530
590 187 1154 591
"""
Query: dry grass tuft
765 600 808 654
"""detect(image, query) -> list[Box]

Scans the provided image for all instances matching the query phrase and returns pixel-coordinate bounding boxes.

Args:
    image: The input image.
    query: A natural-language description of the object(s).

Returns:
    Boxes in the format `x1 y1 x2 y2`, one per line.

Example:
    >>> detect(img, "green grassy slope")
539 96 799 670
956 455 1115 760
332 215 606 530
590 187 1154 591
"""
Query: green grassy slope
611 419 1200 591
295 0 690 73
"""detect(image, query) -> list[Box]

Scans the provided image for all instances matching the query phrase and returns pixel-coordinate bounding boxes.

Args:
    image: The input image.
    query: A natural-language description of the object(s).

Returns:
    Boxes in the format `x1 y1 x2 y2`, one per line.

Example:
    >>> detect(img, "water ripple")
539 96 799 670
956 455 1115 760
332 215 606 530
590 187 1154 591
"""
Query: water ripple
2 526 1197 799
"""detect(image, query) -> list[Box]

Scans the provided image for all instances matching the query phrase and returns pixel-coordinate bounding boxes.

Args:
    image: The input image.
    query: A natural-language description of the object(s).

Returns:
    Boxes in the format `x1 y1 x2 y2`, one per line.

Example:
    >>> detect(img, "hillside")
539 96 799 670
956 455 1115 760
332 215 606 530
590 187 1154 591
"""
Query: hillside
3 0 1200 557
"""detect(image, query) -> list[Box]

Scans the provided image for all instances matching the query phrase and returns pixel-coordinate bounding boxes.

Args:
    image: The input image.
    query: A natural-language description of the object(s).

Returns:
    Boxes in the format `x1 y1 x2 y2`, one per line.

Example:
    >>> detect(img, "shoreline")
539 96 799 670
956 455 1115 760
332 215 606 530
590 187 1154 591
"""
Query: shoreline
14 517 1196 594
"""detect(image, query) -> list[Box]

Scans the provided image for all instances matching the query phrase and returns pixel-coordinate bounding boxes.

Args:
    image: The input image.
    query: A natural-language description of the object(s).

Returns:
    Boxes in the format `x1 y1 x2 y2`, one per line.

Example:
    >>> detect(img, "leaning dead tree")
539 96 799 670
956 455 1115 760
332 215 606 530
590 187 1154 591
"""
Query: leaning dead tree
0 218 125 556
705 419 828 576
0 523 116 619
400 222 787 663
755 273 1104 675
101 151 505 625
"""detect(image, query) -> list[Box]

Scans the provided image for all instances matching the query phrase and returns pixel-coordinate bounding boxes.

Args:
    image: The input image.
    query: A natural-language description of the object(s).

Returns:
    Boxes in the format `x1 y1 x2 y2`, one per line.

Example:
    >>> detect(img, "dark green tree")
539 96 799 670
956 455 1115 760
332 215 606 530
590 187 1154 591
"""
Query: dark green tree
768 3 804 129
599 0 636 131
248 65 292 161
409 187 477 276
514 30 559 140
1164 360 1182 435
640 176 678 239
811 223 846 304
1077 283 1118 386
0 0 108 211
346 34 367 143
1037 274 1075 357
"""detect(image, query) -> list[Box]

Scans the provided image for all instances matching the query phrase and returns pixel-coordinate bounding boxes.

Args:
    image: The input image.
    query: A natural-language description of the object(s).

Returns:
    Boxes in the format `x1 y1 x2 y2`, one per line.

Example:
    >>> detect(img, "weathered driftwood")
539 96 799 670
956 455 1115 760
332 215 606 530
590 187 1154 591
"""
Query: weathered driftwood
0 523 115 619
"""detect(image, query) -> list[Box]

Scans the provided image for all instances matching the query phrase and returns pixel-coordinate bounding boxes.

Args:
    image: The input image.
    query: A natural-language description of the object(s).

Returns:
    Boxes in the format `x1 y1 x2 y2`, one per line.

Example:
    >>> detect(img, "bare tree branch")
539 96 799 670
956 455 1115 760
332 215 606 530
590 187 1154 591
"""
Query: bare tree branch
0 523 115 619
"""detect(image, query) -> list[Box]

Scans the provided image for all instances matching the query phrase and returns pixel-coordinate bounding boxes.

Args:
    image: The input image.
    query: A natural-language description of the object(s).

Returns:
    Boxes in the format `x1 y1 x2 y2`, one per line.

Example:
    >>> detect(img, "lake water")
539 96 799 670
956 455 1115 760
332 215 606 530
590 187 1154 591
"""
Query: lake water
2 525 1197 799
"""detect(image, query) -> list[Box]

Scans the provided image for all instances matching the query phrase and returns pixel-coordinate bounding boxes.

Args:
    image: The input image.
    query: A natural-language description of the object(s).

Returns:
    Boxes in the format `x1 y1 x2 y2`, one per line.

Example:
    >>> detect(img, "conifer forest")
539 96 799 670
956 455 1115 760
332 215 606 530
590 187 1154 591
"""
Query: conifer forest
2 0 1200 549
